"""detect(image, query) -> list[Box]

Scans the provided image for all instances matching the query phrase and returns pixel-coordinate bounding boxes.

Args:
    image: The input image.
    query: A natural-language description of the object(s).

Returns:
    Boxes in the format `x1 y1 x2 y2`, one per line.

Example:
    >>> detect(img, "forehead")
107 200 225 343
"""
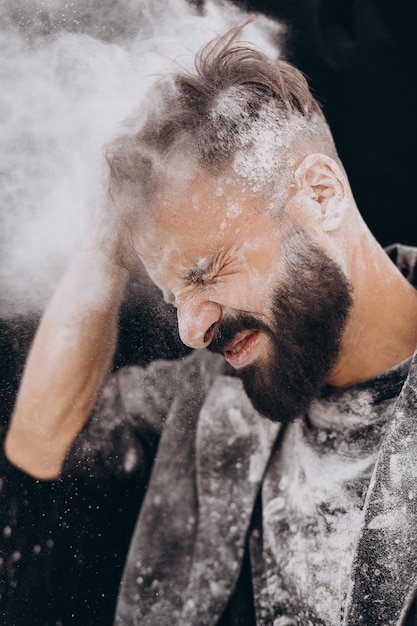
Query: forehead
134 168 278 275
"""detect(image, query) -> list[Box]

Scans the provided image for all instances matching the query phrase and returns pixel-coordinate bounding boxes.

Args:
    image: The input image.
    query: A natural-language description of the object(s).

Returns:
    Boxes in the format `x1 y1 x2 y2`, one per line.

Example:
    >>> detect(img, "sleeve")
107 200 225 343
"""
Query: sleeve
61 357 182 482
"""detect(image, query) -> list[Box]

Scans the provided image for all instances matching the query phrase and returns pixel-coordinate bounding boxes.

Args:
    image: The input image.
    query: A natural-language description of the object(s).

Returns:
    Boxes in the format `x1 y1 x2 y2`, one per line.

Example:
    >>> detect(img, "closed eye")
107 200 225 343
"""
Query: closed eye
184 268 205 284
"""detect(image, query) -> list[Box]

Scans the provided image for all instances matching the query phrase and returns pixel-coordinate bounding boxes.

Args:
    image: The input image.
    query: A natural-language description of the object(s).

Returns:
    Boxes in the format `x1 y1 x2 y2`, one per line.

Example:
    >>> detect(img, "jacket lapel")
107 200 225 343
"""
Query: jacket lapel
180 375 281 625
115 365 280 626
344 351 417 625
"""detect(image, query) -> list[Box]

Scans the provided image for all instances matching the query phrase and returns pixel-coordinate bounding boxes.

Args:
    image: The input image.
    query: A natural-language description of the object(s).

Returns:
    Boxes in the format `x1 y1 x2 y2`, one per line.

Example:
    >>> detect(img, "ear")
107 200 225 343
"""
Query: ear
293 153 348 232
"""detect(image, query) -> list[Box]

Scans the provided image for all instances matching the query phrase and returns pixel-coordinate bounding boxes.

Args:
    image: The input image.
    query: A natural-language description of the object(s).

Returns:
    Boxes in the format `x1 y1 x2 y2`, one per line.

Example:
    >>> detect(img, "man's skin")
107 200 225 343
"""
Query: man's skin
4 243 129 478
5 147 417 480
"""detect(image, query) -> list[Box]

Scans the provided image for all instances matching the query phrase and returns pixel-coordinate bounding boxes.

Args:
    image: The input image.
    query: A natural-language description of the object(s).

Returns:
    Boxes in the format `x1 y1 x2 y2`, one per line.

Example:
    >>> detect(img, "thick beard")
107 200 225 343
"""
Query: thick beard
208 229 353 423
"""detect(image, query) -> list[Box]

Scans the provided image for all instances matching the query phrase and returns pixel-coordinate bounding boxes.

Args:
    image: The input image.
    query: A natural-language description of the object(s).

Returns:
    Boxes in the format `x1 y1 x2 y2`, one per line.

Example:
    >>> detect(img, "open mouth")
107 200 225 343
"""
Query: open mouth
223 330 262 369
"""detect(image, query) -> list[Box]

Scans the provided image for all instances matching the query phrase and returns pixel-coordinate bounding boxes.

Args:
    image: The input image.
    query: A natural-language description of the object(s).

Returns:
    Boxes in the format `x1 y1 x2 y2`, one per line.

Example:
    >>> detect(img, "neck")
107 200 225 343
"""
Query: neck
329 240 417 387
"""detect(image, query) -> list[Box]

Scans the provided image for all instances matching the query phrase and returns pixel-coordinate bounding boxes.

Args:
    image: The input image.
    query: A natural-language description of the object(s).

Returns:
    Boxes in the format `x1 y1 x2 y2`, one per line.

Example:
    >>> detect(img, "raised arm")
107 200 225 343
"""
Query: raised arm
4 239 129 480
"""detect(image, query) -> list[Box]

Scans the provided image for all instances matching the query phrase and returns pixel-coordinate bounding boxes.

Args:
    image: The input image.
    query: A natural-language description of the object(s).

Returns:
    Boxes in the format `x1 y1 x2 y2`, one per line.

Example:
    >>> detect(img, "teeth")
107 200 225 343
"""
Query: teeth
228 339 245 355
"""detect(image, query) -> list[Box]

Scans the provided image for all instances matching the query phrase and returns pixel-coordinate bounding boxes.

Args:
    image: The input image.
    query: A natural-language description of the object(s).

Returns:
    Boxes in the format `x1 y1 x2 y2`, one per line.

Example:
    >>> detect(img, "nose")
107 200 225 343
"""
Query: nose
176 299 222 349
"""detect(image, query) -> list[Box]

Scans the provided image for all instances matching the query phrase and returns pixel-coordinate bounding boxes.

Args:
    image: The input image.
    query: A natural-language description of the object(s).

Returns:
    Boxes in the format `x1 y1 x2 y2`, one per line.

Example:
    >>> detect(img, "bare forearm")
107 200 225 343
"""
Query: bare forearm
5 244 129 479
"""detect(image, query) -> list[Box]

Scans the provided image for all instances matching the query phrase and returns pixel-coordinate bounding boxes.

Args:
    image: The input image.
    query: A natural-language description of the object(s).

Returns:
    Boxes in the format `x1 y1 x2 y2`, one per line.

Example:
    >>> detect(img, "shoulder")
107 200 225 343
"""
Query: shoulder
116 350 227 428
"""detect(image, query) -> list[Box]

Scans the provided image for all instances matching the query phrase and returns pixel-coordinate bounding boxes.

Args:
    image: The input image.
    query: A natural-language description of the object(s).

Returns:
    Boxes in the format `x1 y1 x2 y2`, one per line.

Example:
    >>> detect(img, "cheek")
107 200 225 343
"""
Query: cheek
246 270 278 315
236 236 285 312
213 270 276 316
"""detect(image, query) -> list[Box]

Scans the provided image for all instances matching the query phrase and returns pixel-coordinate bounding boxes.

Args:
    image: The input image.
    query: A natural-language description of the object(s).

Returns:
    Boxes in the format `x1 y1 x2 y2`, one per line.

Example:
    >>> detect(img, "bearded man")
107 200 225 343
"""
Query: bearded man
5 24 417 626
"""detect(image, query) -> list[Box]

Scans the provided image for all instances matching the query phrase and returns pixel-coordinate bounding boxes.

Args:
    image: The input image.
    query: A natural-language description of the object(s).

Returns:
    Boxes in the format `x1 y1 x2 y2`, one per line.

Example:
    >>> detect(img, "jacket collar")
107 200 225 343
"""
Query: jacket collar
180 375 280 624
115 363 280 625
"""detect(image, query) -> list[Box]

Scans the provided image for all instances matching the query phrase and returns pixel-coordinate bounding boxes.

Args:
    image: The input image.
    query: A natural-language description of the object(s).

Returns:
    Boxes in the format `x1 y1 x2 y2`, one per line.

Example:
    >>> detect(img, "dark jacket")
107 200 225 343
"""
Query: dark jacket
2 245 417 626
93 245 417 625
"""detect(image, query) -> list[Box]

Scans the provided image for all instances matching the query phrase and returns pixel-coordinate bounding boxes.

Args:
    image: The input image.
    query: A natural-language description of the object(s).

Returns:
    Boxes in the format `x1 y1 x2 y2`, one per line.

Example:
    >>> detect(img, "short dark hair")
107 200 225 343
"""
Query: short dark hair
104 23 338 260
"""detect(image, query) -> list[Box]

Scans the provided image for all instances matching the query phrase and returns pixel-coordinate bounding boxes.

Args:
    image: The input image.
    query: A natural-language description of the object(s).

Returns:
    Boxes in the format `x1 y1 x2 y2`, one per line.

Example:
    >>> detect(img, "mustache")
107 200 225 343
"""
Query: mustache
207 313 270 354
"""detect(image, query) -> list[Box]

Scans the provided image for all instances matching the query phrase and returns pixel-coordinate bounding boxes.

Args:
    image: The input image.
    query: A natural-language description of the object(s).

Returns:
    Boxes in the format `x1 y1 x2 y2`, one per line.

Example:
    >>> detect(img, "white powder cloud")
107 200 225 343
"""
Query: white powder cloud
0 0 282 316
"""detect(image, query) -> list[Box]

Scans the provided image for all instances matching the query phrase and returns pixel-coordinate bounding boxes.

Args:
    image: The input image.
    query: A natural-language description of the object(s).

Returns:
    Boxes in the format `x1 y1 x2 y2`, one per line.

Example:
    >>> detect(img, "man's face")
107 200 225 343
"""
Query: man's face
135 169 352 423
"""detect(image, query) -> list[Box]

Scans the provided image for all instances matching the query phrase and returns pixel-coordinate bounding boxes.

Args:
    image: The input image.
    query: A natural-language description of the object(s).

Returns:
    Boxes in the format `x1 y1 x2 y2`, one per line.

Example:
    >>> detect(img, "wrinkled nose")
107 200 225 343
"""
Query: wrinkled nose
177 300 222 349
